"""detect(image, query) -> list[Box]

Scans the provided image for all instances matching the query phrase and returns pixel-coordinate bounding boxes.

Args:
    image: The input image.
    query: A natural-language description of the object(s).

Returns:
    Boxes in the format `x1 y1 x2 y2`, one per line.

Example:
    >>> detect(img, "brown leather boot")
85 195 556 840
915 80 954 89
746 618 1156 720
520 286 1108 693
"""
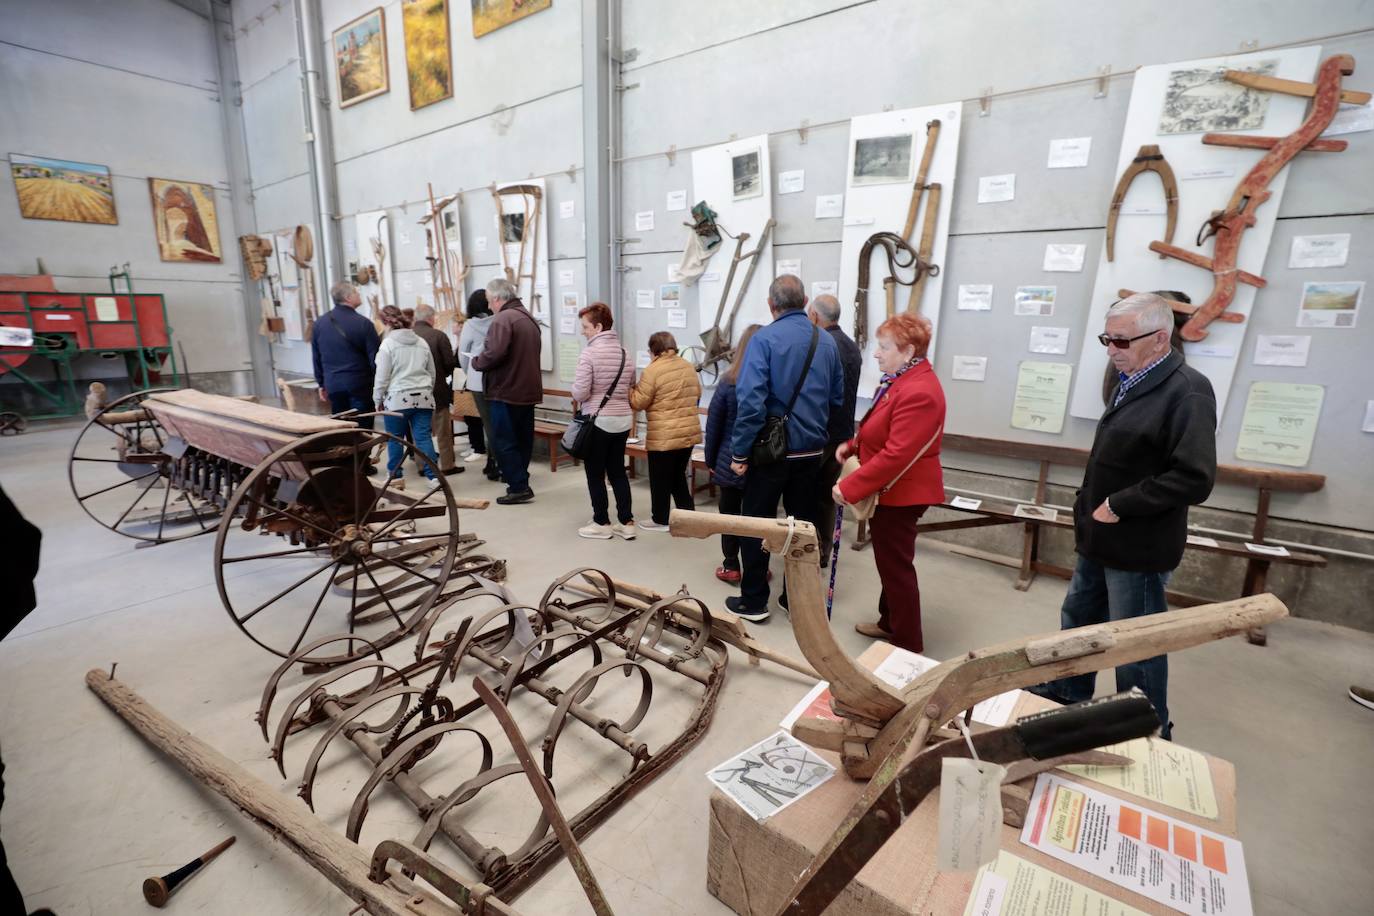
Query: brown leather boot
855 622 893 640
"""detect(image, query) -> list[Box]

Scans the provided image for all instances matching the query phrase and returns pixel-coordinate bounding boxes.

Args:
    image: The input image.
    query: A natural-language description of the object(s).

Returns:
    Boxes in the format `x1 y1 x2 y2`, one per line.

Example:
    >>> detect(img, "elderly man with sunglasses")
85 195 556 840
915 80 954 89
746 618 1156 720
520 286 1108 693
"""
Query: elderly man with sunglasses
1031 293 1217 740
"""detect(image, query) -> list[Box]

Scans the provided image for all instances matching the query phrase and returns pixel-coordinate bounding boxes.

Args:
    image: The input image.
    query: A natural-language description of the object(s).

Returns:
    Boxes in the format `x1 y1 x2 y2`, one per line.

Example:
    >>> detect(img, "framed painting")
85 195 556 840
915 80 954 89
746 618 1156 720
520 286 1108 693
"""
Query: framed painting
10 153 117 225
333 7 389 109
852 134 913 186
471 0 551 38
402 0 453 110
148 178 222 263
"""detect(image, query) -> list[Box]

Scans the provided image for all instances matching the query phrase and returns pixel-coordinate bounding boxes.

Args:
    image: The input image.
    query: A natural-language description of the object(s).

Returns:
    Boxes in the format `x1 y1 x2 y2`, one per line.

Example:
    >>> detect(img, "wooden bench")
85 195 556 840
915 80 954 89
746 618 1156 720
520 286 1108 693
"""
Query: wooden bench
853 433 1327 644
622 406 716 499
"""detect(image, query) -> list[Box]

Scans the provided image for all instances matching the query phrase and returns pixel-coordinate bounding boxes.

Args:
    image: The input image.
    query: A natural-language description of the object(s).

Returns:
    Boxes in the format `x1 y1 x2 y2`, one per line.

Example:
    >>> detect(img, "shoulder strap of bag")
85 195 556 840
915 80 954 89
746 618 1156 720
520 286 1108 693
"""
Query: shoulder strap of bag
591 348 627 418
879 424 942 494
782 326 820 419
326 312 367 358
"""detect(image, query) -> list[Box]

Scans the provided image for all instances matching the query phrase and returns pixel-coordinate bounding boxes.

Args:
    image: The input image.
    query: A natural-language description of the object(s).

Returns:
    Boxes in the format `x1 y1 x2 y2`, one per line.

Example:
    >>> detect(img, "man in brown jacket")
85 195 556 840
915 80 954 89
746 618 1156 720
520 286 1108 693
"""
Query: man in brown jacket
472 277 543 504
411 304 462 476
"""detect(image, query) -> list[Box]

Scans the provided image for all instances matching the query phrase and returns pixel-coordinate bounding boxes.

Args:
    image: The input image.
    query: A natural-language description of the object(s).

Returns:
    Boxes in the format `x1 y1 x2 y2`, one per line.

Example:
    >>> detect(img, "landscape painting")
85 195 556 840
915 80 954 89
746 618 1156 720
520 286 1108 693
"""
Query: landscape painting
148 178 222 262
402 0 452 110
471 0 551 38
333 8 389 109
11 154 117 225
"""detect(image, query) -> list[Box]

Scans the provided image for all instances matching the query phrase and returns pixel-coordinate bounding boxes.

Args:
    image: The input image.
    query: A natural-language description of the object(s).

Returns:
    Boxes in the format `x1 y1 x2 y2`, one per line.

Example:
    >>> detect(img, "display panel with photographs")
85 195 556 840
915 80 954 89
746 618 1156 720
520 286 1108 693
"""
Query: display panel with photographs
851 134 913 186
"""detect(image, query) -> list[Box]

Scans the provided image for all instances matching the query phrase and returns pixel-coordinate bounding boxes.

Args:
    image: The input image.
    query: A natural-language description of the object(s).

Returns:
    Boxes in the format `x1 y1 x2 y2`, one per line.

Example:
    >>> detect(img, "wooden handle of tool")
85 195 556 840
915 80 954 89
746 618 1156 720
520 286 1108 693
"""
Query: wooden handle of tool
142 836 236 907
452 497 491 510
669 508 816 550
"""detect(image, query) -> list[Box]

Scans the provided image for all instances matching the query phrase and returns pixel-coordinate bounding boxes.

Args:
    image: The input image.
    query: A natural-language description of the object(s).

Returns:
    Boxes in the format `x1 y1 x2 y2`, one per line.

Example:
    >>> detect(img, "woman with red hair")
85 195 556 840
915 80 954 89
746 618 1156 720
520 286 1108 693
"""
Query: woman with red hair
833 312 945 653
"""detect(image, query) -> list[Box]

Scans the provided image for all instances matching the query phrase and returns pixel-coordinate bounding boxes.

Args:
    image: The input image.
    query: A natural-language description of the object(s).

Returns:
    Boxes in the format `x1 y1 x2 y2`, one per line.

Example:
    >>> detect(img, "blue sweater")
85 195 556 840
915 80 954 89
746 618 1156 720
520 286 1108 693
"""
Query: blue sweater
704 380 744 488
312 306 380 394
730 310 844 462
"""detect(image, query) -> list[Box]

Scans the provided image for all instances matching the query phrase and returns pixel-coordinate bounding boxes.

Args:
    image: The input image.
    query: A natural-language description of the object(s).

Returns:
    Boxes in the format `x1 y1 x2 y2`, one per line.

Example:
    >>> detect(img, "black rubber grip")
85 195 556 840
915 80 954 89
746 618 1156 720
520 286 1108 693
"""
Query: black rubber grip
1013 689 1158 760
161 858 203 894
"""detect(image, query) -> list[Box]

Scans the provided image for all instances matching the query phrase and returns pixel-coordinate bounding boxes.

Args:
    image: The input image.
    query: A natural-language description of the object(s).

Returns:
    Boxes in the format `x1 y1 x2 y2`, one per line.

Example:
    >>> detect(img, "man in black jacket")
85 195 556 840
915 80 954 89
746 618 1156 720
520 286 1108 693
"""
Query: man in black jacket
412 304 462 476
1032 294 1217 739
807 294 862 567
311 281 381 429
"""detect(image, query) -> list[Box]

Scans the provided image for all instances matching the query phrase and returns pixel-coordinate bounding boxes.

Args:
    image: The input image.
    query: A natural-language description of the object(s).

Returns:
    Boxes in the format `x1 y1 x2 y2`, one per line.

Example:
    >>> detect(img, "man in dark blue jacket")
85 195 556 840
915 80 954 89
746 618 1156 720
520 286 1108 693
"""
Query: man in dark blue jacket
727 275 844 621
808 294 862 568
312 281 381 429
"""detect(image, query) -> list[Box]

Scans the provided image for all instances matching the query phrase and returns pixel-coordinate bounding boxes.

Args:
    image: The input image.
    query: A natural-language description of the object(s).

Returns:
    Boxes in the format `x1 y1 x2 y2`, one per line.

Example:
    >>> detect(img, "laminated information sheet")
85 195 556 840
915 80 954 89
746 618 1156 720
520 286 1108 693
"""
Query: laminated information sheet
1061 737 1219 819
1020 774 1252 915
707 731 834 822
963 850 1148 916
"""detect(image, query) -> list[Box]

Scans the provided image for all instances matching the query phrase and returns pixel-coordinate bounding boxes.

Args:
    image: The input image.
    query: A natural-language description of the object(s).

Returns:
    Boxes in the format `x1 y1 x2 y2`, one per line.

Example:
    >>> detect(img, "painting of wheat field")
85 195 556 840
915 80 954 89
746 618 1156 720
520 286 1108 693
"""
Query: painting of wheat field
471 0 550 38
11 154 117 225
333 7 389 109
403 0 453 109
149 178 222 263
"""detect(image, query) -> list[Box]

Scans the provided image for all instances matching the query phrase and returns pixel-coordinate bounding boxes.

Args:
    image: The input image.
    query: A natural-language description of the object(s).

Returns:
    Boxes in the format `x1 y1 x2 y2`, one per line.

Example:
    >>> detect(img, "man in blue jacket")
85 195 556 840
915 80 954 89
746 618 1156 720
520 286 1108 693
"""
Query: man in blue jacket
312 281 381 430
727 274 844 622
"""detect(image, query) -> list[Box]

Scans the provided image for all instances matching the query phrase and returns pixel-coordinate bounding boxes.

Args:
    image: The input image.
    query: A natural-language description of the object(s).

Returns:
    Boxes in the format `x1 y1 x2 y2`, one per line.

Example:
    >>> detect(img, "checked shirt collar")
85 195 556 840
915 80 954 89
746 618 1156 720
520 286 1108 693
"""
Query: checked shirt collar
1114 351 1169 407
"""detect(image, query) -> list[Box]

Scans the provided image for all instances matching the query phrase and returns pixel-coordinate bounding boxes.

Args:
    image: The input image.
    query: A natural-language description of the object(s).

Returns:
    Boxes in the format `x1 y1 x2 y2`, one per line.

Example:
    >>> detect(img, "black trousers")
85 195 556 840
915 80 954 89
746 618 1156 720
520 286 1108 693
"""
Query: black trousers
814 443 844 564
487 401 535 494
718 485 744 566
583 425 633 525
464 410 485 453
740 455 822 608
646 448 694 524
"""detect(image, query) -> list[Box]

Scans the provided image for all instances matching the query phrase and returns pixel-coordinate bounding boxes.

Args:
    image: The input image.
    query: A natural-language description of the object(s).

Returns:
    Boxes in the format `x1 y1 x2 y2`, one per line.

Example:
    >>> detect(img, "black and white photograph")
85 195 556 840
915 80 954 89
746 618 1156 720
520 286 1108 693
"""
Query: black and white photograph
731 148 762 200
499 210 525 243
1157 60 1278 134
851 133 913 186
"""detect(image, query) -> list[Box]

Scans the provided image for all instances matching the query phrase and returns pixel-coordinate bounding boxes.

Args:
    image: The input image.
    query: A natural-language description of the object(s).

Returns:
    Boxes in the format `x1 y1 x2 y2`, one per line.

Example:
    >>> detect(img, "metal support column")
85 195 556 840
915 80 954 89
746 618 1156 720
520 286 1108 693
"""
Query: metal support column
581 0 613 313
296 0 344 288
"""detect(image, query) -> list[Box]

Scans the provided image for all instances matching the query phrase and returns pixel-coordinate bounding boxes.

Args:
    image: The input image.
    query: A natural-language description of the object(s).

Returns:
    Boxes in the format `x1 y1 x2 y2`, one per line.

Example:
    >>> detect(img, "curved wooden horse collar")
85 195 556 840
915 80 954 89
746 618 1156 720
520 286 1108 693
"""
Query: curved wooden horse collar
1106 144 1178 262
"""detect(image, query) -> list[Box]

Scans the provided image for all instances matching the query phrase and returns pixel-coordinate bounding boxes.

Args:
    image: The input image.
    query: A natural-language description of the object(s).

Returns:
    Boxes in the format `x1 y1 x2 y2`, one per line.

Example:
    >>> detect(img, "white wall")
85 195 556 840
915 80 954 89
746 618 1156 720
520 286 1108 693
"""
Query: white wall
0 0 254 380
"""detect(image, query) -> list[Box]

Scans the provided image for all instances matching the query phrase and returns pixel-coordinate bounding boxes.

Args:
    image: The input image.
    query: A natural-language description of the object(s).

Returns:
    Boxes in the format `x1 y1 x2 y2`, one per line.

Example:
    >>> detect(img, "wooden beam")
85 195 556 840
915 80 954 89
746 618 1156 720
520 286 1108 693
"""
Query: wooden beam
1202 133 1349 153
1222 68 1371 105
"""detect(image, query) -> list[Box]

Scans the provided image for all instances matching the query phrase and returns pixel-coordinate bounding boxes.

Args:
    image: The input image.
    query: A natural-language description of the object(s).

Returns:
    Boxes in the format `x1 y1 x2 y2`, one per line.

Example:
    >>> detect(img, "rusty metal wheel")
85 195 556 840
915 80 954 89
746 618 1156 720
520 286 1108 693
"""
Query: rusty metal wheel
214 426 461 666
67 388 220 543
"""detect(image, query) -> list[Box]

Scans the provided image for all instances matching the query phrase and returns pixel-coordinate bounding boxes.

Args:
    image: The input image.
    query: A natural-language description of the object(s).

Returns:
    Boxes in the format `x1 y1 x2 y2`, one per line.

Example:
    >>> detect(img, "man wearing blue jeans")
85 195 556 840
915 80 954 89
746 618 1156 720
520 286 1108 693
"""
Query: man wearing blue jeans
1031 294 1217 739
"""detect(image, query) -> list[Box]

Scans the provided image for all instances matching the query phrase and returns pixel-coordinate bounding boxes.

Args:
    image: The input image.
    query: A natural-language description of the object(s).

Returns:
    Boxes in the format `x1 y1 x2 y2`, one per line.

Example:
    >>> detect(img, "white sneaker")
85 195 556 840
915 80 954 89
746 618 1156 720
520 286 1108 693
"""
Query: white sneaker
465 451 485 463
638 520 669 532
578 522 613 540
612 521 637 540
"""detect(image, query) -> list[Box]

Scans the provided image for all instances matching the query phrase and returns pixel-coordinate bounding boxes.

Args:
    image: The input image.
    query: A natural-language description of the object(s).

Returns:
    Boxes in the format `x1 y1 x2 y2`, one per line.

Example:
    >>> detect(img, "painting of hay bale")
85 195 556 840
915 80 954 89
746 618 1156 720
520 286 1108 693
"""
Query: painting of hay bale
471 0 551 38
11 154 117 225
333 7 389 109
403 0 453 110
148 178 222 263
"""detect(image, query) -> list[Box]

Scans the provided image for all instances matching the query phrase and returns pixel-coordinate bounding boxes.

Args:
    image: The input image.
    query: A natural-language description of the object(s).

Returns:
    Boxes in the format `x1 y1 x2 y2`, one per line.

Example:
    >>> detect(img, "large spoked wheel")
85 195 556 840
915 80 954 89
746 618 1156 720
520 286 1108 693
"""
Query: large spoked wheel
681 345 725 387
215 426 461 666
68 388 219 543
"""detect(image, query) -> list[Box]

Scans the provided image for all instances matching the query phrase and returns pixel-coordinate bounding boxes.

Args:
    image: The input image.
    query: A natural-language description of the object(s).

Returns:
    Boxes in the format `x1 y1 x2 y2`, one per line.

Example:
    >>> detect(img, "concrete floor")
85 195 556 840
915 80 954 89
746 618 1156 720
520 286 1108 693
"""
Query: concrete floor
1 419 1372 916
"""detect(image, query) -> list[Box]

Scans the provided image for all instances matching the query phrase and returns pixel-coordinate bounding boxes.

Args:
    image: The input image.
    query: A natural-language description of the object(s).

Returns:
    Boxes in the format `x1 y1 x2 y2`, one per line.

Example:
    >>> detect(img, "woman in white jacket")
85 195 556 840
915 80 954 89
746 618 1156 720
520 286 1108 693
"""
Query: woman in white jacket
373 305 440 481
457 290 499 480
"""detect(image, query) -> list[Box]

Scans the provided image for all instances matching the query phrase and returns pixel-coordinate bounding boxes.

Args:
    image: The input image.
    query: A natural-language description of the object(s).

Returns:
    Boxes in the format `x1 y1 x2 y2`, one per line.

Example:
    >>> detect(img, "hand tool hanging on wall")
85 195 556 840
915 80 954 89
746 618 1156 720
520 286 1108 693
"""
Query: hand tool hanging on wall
1105 144 1179 262
699 218 776 363
290 225 317 339
901 119 943 314
676 200 723 285
142 835 236 907
1150 54 1363 340
370 213 390 309
852 232 934 349
492 184 544 314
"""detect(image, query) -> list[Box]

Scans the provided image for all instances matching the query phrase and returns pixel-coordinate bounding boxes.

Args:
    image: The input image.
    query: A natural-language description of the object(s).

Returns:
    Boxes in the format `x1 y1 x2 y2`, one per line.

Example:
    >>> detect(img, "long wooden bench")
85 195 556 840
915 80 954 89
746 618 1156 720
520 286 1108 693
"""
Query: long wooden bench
853 433 1326 645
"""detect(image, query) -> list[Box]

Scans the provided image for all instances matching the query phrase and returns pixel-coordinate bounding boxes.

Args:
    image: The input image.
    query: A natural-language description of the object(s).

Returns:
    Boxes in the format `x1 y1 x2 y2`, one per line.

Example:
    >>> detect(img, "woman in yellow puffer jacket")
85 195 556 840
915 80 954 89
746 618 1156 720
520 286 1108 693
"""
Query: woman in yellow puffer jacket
630 331 702 530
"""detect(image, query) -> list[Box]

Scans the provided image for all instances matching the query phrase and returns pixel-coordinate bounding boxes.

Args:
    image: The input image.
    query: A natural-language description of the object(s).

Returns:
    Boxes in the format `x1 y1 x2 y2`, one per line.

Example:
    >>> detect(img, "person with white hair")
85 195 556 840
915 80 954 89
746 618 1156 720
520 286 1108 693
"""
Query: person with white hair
1030 293 1217 740
471 277 543 504
311 280 381 434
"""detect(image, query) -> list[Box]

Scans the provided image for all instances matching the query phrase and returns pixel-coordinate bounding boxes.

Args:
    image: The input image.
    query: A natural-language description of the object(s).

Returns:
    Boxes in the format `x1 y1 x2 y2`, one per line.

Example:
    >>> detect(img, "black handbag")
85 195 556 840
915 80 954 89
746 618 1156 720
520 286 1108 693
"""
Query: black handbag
751 326 819 466
561 347 627 459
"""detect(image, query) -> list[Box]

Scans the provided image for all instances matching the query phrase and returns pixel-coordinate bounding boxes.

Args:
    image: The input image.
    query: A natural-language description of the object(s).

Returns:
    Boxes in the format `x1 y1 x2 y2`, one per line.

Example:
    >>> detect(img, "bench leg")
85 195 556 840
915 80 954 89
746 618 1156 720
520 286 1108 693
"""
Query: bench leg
1014 522 1039 591
851 516 872 552
1242 558 1271 646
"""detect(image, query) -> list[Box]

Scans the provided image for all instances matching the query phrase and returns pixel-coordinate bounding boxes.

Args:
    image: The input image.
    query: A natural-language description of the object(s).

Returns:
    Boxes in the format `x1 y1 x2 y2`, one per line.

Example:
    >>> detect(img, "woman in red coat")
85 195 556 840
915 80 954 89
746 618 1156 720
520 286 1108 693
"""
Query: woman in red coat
833 313 945 653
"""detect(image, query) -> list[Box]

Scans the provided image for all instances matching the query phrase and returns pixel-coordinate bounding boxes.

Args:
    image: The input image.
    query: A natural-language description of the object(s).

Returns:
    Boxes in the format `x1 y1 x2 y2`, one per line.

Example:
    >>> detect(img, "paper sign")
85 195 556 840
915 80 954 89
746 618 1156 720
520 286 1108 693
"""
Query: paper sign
1047 137 1092 168
814 194 844 219
1012 361 1072 433
949 495 983 510
562 291 580 311
707 731 835 822
558 269 575 288
776 258 801 279
635 289 654 309
963 852 1148 916
666 308 687 329
957 284 993 312
937 758 1005 872
1297 280 1362 328
1029 326 1070 355
872 647 1023 726
665 189 687 211
811 281 838 298
1187 534 1220 548
1042 243 1085 272
1245 542 1290 557
558 200 574 219
557 338 580 383
636 349 651 368
345 238 357 256
659 283 681 305
1013 504 1058 522
1322 101 1374 136
474 236 487 252
1182 342 1235 359
0 326 35 347
977 174 1015 203
1061 736 1219 819
951 356 988 381
1288 233 1350 269
1181 166 1236 180
777 169 805 194
401 278 413 293
843 216 875 227
1021 774 1253 916
701 271 720 283
1235 381 1324 467
1364 400 1374 433
1253 334 1310 367
1014 286 1056 316
559 316 575 334
1117 203 1166 215
93 297 119 321
667 263 683 282
634 210 654 231
779 681 834 730
398 231 411 246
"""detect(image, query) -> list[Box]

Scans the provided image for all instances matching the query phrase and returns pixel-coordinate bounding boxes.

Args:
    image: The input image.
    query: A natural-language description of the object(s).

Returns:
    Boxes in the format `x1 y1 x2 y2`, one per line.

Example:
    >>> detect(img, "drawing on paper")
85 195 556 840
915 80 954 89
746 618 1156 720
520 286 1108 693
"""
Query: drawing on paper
851 134 913 186
659 283 681 303
471 0 551 38
1157 60 1278 134
731 149 762 201
148 178 221 262
1014 286 1057 317
500 211 526 243
11 154 116 225
707 731 834 821
402 0 453 110
333 8 389 108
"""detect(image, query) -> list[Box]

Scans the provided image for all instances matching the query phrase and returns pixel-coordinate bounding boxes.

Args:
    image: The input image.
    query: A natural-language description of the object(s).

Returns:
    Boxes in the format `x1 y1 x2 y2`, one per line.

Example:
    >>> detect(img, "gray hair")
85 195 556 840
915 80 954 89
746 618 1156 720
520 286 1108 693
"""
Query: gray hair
330 281 358 306
413 304 436 324
1107 293 1172 335
809 294 841 326
485 277 517 304
768 274 806 313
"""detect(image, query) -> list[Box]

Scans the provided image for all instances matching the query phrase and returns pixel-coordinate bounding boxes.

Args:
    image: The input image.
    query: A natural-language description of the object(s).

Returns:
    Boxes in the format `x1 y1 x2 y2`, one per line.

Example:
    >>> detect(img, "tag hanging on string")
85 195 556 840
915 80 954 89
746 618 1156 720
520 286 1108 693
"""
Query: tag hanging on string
936 757 1005 872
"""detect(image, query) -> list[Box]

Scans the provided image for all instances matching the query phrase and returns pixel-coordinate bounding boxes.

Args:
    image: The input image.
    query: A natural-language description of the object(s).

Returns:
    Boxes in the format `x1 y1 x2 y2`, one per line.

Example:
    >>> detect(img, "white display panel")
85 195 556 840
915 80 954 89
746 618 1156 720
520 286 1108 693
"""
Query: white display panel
354 208 393 319
690 134 775 337
493 177 552 371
